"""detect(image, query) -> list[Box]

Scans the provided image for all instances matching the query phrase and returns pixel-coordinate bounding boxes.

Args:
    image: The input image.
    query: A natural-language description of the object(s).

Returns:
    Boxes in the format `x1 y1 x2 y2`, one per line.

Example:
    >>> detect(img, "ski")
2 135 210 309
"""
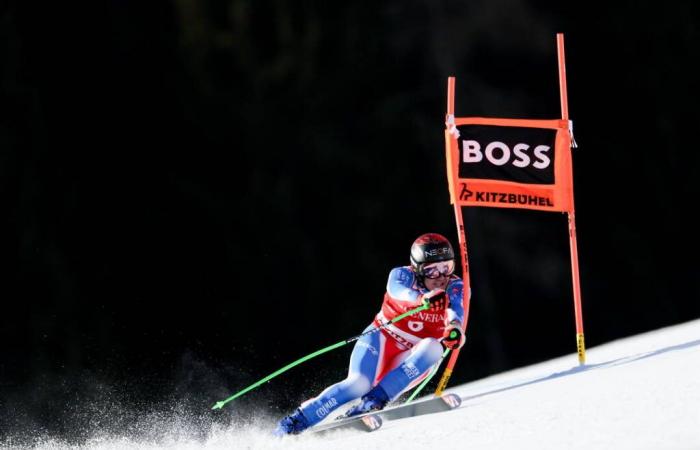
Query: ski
310 413 383 435
380 392 461 421
308 393 461 435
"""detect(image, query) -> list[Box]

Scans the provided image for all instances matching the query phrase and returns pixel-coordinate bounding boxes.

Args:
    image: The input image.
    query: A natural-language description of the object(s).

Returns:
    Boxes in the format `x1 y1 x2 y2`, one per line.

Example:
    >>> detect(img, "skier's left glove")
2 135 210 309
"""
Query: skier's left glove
441 321 465 350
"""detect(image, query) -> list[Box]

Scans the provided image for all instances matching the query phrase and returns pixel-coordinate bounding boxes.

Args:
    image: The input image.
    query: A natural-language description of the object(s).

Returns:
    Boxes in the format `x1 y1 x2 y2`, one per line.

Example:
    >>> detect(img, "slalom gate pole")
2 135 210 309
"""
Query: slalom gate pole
435 76 472 396
212 303 431 410
405 348 450 403
557 33 586 365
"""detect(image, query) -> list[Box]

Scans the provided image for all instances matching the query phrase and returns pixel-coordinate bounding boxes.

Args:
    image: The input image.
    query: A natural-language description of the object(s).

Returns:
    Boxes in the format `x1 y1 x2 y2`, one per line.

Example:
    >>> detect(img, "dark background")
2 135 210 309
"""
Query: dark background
2 0 698 442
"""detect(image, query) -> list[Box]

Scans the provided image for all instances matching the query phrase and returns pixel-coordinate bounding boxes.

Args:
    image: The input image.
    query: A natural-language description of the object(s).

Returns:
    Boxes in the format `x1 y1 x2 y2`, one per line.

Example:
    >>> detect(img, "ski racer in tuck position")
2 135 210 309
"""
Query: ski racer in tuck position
274 233 467 435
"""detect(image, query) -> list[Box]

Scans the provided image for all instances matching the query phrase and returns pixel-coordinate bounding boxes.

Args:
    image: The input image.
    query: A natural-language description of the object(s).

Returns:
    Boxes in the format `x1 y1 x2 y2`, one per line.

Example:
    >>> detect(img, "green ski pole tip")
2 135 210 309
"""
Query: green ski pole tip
212 402 225 410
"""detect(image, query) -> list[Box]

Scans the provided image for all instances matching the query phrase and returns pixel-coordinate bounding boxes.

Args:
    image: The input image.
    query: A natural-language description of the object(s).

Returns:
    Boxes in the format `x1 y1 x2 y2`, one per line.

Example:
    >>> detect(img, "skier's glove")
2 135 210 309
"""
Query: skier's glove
441 322 465 350
421 289 447 311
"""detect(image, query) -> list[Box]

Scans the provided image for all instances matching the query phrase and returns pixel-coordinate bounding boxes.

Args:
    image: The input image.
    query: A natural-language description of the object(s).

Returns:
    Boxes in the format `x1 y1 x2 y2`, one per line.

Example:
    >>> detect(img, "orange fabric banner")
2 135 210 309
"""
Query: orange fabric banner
445 116 575 213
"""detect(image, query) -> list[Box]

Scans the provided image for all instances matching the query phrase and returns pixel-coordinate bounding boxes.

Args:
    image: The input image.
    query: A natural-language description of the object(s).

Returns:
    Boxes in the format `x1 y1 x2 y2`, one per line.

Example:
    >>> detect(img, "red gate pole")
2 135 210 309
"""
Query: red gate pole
557 33 586 365
435 77 472 395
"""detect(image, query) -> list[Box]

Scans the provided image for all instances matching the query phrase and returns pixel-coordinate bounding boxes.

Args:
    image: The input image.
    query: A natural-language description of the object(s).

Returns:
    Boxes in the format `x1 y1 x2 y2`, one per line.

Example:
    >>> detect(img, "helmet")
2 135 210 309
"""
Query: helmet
410 233 455 274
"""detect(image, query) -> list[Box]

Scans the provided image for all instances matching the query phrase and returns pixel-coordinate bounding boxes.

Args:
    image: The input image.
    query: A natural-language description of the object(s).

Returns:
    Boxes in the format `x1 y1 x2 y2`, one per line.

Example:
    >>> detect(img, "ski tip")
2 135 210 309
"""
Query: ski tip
360 414 383 431
440 393 462 409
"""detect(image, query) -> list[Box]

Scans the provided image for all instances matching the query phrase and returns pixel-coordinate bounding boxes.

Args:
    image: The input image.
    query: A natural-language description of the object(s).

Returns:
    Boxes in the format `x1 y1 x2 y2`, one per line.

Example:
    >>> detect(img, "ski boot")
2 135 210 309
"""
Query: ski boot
273 408 311 436
344 384 390 417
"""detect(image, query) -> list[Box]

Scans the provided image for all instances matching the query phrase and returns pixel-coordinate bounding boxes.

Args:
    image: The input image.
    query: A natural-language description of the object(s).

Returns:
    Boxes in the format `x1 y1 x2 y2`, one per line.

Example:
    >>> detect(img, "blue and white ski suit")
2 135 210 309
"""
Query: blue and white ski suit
296 266 465 426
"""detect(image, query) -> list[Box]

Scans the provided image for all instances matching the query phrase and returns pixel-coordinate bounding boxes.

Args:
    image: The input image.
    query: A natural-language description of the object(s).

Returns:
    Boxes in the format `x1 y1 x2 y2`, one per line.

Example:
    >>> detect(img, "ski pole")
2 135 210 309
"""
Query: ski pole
212 302 430 410
405 348 450 403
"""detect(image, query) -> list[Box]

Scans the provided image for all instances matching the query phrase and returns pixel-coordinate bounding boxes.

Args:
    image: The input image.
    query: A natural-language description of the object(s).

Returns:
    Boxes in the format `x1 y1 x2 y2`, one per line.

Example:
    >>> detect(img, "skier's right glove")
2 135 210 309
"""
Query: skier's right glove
421 289 447 311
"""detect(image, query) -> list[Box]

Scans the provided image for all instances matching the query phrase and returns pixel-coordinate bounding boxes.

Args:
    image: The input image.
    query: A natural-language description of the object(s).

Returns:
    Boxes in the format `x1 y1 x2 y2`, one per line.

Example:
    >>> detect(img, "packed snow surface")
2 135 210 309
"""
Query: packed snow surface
6 319 700 449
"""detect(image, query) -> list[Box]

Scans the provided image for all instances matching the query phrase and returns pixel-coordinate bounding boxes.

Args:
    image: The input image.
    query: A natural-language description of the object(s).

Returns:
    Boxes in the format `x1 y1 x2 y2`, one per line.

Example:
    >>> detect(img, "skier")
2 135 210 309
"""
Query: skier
273 233 466 436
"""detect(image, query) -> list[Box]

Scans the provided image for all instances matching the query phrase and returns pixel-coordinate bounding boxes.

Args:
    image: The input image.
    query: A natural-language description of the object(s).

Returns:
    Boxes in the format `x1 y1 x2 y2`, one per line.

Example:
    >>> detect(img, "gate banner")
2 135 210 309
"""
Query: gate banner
445 116 575 213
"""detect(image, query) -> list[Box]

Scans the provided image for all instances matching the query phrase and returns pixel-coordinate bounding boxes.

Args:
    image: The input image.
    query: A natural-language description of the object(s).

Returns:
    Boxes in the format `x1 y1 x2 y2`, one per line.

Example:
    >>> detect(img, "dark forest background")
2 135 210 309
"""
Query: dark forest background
1 0 699 442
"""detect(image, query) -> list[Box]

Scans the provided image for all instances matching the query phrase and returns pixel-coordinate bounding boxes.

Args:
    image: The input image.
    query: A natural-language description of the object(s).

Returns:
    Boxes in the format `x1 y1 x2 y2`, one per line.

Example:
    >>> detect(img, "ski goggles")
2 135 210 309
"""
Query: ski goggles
421 260 455 279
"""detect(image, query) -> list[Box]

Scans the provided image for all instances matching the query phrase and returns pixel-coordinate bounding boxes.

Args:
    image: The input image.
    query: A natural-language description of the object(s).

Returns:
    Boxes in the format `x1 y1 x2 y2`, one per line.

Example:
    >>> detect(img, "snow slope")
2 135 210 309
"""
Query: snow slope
11 318 700 449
